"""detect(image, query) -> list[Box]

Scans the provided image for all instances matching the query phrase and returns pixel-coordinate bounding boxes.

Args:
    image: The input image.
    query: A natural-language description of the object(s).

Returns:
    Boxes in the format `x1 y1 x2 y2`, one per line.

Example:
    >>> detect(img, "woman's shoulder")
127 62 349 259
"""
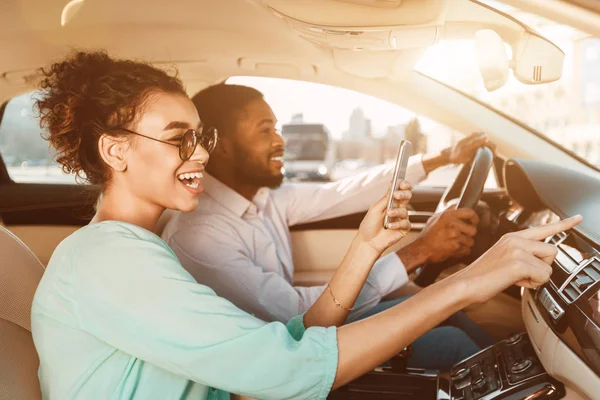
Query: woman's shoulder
53 221 175 266
71 220 165 244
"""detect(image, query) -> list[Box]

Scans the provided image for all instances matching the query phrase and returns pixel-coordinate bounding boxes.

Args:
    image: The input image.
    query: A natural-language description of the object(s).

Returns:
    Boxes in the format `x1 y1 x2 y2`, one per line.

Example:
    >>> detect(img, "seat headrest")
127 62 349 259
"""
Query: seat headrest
0 226 44 332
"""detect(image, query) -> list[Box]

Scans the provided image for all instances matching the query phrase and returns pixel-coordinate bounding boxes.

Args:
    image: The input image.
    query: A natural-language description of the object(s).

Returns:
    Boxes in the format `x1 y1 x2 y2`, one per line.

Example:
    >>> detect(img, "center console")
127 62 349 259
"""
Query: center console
329 333 565 400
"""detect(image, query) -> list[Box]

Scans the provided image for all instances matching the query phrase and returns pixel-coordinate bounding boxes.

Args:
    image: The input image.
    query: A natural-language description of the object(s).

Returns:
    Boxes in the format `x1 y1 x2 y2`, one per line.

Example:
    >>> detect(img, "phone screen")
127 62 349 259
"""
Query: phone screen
384 140 412 229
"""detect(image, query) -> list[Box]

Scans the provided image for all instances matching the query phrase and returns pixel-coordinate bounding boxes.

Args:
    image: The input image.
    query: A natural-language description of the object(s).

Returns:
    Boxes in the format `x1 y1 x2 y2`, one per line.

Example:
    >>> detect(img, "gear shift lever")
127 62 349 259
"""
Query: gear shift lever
390 345 412 373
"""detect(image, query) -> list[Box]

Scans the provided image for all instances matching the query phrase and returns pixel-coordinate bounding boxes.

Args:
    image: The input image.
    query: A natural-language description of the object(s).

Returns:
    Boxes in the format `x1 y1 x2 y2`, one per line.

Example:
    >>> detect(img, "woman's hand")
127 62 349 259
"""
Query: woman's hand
456 215 583 304
304 180 413 329
357 180 412 254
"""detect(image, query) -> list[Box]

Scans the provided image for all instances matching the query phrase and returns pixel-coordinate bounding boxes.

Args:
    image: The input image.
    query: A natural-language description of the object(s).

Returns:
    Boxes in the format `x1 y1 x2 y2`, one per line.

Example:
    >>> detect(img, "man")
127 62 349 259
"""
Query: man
163 84 494 370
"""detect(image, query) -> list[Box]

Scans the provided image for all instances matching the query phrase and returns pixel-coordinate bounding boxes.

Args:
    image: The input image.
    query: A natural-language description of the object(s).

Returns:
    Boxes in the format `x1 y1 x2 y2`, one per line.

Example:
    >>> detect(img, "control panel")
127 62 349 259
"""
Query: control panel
330 333 566 399
449 333 564 400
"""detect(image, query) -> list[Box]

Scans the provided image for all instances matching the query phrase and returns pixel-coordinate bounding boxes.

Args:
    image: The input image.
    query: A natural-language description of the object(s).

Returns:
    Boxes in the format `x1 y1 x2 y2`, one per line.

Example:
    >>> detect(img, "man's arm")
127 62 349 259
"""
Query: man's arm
280 155 425 227
281 132 493 227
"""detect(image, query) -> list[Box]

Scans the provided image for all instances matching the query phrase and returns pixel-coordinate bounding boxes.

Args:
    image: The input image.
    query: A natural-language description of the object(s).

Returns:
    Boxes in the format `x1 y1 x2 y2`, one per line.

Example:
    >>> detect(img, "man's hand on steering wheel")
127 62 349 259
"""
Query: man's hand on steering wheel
422 132 495 175
396 208 479 272
420 208 479 262
443 132 495 165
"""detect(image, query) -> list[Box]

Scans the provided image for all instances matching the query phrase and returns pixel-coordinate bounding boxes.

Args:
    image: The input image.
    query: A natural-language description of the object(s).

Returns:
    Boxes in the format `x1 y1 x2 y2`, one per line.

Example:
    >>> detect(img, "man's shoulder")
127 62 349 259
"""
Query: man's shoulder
269 181 319 199
162 196 238 238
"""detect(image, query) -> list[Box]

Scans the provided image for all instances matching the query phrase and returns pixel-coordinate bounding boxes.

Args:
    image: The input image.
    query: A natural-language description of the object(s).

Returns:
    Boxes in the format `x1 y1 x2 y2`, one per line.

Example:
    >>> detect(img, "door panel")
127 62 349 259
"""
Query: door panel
0 183 97 226
0 183 95 264
292 229 421 286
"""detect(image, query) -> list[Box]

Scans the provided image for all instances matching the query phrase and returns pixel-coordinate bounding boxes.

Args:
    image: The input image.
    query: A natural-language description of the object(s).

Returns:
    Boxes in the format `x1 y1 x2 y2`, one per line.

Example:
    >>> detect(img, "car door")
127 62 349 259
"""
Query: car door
0 92 97 266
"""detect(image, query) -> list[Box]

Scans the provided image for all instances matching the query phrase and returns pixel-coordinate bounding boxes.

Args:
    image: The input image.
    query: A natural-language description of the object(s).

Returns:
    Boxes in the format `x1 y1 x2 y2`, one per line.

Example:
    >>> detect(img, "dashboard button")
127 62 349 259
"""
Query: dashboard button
575 275 594 291
539 288 565 321
511 358 533 374
505 333 522 346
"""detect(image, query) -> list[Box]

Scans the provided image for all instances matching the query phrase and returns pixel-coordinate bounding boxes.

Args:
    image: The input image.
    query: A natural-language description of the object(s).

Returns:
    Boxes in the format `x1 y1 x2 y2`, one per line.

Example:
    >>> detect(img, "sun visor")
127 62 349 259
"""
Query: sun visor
260 0 446 51
260 0 446 26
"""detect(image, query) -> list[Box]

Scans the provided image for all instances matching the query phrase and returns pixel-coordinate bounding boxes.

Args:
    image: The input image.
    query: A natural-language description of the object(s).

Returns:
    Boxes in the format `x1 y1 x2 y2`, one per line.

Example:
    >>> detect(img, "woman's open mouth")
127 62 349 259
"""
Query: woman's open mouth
178 172 203 193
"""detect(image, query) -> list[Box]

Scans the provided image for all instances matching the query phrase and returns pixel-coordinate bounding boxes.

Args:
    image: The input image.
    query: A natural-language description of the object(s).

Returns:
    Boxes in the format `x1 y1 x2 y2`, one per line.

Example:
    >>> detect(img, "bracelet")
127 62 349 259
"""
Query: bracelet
327 285 354 312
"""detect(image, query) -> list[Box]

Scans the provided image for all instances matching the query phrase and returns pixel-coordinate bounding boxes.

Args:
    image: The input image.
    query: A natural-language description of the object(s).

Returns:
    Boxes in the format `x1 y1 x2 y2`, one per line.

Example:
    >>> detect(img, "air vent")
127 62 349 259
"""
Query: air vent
563 258 600 302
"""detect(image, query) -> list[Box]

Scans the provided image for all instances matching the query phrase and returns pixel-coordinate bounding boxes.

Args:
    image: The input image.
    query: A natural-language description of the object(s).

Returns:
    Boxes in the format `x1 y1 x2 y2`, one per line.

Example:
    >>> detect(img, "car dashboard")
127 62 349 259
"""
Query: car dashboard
331 158 600 400
503 158 600 399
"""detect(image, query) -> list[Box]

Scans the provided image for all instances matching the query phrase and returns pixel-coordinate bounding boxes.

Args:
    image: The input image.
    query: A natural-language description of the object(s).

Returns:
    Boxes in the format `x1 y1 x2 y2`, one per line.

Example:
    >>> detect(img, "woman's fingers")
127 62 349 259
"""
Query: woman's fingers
514 255 553 288
514 215 582 241
385 219 411 231
394 180 412 191
372 180 412 213
517 239 558 265
393 189 412 205
386 207 408 219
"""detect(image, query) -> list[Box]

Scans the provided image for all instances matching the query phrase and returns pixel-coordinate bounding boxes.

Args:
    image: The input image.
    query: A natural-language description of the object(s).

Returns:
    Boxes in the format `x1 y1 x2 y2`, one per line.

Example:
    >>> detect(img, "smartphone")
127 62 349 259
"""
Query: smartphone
384 140 412 229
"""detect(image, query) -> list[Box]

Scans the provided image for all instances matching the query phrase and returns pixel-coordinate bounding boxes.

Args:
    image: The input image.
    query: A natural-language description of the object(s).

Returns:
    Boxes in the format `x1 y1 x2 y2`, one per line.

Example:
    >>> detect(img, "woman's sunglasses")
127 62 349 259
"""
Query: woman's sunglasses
118 126 218 161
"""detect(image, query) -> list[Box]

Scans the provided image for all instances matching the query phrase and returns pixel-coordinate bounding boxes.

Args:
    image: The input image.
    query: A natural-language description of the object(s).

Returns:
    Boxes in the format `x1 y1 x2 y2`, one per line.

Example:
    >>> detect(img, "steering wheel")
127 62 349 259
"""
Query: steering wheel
413 146 494 287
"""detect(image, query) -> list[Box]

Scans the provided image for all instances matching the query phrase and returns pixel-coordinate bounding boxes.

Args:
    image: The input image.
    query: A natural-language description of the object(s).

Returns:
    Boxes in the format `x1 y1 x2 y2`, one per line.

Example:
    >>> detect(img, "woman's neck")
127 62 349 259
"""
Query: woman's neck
92 186 164 233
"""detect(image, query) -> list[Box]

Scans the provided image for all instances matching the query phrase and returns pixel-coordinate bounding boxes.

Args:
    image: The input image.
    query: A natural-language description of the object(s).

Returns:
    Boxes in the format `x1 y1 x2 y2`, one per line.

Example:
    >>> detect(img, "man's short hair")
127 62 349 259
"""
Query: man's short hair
191 83 264 137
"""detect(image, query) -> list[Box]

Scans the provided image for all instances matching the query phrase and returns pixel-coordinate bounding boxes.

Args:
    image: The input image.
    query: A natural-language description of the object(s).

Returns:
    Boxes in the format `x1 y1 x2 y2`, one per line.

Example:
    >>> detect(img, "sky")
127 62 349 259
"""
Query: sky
226 76 416 139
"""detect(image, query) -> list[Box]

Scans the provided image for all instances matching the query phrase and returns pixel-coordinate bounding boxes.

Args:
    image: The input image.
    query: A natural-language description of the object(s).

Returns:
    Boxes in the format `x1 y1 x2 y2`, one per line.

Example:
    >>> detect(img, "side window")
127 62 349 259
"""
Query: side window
0 91 78 184
226 76 496 188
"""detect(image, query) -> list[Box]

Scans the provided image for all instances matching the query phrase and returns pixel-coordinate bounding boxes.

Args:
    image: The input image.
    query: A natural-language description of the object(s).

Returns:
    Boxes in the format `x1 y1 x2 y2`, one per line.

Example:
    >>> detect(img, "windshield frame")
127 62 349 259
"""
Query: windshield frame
415 71 600 174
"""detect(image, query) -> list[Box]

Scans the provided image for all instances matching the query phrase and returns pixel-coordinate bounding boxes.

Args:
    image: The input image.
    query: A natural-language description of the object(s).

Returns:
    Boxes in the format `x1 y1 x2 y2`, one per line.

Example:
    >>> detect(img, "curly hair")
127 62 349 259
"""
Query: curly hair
35 51 186 185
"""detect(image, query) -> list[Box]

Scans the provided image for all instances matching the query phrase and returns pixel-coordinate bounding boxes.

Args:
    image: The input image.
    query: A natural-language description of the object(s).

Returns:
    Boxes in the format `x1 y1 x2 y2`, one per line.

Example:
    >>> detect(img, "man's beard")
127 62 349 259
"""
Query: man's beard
234 150 284 189
238 169 284 189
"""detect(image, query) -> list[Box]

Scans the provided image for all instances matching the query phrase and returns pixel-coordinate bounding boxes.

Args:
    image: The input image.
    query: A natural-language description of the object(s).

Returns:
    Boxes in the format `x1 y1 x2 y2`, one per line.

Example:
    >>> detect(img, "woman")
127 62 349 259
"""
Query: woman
31 51 581 400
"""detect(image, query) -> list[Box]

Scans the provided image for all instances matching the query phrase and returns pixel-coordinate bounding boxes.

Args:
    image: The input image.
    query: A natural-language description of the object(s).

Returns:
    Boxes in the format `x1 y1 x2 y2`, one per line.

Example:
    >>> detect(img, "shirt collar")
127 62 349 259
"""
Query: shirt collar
202 173 271 218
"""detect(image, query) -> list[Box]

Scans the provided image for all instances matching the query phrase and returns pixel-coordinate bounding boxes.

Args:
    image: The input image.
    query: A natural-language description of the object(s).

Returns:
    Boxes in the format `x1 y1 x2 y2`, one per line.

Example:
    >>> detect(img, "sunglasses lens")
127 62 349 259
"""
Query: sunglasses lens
179 128 218 160
200 127 218 154
180 130 197 160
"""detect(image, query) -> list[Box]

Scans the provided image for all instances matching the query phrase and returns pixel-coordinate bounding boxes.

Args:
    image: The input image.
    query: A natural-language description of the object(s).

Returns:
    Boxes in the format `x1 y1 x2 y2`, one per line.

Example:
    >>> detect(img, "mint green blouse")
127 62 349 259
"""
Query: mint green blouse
31 221 338 399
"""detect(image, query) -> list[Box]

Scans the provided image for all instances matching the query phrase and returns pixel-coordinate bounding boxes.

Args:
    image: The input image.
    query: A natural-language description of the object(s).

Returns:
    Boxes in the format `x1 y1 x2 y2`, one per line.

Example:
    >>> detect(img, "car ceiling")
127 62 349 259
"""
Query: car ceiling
1 0 600 174
0 0 563 97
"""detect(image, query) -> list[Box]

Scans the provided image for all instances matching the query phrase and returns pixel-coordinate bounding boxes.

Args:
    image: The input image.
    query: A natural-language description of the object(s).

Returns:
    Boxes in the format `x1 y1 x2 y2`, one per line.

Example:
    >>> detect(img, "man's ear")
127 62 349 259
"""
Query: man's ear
98 134 129 172
205 135 232 175
212 135 235 160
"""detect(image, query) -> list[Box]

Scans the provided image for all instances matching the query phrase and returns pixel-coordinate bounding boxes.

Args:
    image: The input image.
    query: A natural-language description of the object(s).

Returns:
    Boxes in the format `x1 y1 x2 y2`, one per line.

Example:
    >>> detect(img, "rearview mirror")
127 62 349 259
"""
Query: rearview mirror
475 29 565 92
475 30 509 92
512 32 565 85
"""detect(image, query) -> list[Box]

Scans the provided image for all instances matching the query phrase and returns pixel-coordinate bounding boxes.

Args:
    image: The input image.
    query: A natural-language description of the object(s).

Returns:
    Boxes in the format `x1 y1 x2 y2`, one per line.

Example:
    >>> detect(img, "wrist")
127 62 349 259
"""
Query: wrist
442 273 473 309
351 236 383 264
396 237 433 272
421 151 450 174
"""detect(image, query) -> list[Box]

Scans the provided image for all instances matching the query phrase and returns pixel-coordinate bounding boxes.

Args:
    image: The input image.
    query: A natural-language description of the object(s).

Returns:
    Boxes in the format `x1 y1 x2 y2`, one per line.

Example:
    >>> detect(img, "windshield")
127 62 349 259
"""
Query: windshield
284 134 327 161
415 1 599 167
282 124 328 161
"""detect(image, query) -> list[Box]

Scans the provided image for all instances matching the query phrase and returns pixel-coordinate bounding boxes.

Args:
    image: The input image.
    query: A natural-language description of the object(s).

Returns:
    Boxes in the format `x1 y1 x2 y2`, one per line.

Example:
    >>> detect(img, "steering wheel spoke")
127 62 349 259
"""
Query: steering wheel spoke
414 147 495 287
